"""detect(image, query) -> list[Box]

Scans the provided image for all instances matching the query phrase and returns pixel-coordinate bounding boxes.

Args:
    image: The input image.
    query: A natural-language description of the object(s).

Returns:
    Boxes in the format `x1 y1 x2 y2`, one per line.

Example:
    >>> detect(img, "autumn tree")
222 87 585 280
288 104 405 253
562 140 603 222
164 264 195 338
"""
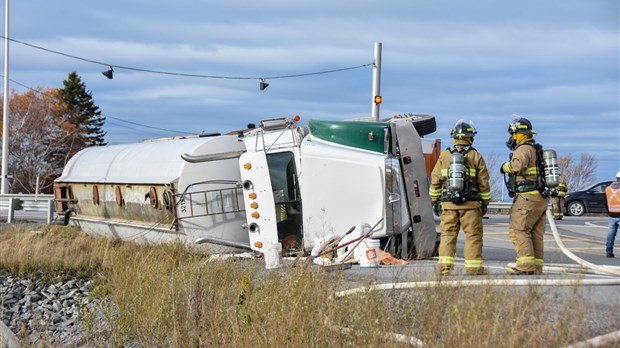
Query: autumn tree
2 87 66 193
56 71 106 164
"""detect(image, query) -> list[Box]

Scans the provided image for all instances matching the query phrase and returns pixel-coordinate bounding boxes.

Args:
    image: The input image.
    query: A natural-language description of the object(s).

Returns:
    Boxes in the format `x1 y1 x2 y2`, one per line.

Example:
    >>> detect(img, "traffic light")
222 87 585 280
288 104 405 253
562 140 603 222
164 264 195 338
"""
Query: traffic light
374 95 382 104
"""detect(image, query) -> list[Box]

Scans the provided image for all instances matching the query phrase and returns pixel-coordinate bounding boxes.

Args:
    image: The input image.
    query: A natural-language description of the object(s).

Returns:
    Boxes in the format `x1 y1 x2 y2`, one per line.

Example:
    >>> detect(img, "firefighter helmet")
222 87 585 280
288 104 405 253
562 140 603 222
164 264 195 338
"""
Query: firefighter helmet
508 117 536 135
450 119 477 139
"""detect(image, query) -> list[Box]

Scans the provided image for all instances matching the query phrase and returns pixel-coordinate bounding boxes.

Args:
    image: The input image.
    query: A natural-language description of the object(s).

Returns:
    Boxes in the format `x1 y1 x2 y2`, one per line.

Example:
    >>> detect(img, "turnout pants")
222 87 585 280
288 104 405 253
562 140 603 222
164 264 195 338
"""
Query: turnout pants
437 208 484 273
508 193 548 273
552 196 564 219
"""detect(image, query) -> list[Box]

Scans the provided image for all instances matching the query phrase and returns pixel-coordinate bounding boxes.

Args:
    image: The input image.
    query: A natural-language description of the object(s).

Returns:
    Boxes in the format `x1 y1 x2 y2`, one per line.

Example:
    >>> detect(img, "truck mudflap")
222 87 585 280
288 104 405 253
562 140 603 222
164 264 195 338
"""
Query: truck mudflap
392 121 436 259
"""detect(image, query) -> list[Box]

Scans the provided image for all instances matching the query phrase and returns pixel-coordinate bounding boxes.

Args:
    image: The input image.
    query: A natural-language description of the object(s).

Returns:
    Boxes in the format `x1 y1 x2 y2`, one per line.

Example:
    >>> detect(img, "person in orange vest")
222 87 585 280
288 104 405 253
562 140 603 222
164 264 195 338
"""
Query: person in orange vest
605 171 620 258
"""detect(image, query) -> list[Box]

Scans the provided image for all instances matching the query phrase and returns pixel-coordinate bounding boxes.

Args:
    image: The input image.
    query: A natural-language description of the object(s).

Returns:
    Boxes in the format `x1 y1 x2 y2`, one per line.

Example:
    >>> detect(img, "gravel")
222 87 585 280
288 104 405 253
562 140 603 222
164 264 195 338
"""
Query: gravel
0 275 107 347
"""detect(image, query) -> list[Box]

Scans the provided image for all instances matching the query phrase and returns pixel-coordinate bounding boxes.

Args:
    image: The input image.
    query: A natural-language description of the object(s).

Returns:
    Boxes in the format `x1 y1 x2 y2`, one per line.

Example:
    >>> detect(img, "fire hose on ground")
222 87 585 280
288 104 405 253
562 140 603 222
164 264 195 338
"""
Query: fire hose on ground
326 208 620 347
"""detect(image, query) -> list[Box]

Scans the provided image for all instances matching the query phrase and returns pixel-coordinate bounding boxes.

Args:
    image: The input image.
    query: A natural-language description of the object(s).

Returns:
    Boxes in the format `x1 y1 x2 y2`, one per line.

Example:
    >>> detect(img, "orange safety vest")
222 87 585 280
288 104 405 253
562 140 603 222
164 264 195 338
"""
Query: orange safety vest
606 185 620 213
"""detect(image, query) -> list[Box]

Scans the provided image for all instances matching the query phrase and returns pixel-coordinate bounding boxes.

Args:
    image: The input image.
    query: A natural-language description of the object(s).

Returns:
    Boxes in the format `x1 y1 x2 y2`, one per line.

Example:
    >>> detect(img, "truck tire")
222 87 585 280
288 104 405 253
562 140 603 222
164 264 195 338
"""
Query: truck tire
384 114 437 136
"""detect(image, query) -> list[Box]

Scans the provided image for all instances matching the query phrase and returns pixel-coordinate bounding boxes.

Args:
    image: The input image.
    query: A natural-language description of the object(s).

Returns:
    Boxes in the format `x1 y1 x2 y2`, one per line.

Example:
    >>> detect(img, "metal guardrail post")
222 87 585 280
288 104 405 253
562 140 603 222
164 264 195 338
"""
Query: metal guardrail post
7 197 14 223
47 199 54 224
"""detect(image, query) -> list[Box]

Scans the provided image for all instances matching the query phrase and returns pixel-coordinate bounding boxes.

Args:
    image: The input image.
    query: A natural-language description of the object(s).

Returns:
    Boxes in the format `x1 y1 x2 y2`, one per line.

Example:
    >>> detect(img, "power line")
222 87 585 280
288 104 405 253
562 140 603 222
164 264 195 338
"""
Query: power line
1 35 373 80
102 114 193 135
1 75 195 135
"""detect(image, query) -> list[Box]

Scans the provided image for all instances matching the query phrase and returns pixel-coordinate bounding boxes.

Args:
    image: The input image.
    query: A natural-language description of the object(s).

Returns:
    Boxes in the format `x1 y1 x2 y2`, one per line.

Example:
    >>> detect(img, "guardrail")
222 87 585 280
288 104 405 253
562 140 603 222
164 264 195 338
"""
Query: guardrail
487 202 512 214
487 201 553 215
0 194 56 224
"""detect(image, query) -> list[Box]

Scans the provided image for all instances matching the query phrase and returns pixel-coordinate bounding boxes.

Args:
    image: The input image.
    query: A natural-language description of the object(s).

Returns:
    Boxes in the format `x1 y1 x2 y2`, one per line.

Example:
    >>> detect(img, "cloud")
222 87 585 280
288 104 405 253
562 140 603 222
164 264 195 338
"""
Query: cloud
8 0 619 181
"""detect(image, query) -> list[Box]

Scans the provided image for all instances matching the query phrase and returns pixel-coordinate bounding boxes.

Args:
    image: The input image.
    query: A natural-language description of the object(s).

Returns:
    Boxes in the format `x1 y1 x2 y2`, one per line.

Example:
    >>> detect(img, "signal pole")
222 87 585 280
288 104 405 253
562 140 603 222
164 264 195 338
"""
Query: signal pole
371 42 382 122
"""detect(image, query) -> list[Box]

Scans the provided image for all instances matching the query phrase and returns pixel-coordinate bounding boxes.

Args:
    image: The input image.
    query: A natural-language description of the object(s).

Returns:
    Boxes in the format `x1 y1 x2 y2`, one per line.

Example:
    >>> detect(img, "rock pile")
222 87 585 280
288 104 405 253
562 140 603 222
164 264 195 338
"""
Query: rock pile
0 275 104 346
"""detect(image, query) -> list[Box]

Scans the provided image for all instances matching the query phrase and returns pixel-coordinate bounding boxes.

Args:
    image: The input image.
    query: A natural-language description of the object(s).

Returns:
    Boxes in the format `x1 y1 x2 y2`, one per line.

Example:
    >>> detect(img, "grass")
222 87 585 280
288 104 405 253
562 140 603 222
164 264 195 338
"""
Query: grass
0 224 600 347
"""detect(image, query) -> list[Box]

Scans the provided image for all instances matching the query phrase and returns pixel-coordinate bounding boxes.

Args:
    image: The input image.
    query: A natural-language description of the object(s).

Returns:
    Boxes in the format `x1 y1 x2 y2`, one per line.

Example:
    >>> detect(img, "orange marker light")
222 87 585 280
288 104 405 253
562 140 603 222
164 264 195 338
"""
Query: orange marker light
248 193 257 199
250 202 259 209
254 241 263 249
293 115 301 122
251 212 260 219
374 95 382 104
243 163 252 170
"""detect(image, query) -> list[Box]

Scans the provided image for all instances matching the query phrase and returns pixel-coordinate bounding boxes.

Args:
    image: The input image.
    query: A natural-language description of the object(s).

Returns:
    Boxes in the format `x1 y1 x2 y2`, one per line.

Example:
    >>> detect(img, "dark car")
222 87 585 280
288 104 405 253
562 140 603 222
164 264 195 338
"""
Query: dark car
564 181 612 216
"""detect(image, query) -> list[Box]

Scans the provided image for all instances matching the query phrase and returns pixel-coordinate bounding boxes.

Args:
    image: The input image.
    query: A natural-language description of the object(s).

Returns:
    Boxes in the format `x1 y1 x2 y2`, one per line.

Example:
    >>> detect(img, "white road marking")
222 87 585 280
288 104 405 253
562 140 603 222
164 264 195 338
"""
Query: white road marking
585 222 607 229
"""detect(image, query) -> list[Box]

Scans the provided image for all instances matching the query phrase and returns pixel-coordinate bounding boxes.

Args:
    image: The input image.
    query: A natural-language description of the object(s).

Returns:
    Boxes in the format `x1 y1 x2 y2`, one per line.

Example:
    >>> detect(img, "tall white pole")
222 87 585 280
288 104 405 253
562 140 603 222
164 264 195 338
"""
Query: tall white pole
370 42 382 122
1 0 9 194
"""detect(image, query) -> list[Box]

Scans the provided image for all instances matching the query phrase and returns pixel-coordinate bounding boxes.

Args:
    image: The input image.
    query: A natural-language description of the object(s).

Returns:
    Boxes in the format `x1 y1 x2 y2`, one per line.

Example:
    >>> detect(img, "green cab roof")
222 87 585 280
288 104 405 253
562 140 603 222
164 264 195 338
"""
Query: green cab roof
308 119 388 153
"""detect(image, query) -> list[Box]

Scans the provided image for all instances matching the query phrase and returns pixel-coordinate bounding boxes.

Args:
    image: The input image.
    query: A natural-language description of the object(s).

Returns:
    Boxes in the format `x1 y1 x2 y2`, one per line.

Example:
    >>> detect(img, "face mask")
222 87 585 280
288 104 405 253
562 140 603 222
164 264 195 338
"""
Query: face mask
505 134 516 150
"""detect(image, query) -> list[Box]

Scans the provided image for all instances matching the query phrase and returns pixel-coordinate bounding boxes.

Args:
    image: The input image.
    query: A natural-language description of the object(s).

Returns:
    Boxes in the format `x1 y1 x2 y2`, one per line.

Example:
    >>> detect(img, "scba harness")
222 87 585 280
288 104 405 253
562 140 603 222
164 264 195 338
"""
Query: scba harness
442 146 482 203
505 142 555 198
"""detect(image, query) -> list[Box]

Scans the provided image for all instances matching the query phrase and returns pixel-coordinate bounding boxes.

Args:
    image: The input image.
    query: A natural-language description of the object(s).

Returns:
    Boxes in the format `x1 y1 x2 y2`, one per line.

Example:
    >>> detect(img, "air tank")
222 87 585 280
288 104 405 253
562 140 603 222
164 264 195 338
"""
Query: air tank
543 149 560 189
449 152 465 192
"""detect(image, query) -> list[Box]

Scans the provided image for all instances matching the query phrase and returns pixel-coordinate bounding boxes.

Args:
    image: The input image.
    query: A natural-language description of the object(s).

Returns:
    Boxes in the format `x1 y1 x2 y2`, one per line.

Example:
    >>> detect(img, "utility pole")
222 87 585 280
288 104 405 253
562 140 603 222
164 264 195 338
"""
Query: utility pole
371 42 382 122
1 0 9 194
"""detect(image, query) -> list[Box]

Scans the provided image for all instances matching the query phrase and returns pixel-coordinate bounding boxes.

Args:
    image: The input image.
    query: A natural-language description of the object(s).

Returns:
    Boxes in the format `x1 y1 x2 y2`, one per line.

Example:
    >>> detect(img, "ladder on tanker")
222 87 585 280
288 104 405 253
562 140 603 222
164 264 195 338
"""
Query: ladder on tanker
175 186 245 220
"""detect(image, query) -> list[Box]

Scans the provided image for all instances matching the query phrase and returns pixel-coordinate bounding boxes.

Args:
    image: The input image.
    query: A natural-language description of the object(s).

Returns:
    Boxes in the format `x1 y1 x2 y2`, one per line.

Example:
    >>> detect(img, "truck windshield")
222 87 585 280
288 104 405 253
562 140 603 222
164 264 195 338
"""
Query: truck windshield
266 151 303 252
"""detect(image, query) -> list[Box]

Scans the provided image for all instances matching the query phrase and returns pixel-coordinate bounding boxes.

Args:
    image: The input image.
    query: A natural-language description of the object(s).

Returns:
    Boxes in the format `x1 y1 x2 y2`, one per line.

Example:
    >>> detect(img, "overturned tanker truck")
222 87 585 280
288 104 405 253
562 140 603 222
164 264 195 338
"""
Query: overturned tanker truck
53 114 441 259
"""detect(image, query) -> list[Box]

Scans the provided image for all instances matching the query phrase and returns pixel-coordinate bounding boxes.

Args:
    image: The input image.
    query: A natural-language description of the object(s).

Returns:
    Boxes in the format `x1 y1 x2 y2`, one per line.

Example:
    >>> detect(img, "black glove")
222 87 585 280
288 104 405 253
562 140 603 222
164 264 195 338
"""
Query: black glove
481 205 487 216
433 201 442 217
500 162 507 175
550 190 558 197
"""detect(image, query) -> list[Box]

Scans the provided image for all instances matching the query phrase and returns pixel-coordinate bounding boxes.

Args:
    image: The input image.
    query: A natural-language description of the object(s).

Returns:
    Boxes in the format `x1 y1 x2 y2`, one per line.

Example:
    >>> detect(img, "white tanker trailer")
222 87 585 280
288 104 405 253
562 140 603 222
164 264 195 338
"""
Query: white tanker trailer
54 115 441 258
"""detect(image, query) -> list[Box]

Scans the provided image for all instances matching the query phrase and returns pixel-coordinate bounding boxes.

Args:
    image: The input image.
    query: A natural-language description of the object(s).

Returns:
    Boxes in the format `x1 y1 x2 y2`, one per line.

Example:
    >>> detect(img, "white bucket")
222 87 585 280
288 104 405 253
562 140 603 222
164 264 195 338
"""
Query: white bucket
264 242 282 269
355 239 381 268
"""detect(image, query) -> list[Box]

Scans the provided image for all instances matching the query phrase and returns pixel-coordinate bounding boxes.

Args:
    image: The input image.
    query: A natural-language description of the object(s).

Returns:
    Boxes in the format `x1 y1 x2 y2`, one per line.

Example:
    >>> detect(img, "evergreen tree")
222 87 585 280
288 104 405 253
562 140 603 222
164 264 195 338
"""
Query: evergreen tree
58 71 107 148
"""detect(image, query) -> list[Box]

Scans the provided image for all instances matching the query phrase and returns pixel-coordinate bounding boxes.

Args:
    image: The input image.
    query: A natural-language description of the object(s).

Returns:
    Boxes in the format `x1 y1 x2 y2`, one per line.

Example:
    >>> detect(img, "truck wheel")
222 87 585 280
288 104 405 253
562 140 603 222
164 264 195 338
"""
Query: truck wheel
384 114 437 136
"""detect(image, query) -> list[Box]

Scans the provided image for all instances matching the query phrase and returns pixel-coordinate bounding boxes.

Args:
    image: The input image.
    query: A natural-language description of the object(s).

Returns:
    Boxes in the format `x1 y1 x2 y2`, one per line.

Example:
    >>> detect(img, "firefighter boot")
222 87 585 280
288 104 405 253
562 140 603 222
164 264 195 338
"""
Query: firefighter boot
466 267 489 276
506 267 536 275
436 267 453 277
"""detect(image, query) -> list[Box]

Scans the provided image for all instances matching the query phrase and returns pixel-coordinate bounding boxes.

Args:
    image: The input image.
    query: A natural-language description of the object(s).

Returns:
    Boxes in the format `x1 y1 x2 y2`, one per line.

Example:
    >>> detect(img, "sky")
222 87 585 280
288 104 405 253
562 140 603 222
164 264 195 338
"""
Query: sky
4 0 619 184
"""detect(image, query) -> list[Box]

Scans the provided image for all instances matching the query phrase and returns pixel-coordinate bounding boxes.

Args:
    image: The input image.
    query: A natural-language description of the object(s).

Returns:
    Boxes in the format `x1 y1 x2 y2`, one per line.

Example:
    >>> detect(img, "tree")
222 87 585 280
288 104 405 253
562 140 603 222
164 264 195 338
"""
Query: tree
57 71 107 156
482 152 504 201
2 87 66 193
557 153 598 192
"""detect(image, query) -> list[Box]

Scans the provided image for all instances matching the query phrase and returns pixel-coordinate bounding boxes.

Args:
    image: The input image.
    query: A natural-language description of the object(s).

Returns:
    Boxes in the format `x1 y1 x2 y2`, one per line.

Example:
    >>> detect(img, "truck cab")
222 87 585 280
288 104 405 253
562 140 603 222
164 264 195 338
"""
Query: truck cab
238 116 440 259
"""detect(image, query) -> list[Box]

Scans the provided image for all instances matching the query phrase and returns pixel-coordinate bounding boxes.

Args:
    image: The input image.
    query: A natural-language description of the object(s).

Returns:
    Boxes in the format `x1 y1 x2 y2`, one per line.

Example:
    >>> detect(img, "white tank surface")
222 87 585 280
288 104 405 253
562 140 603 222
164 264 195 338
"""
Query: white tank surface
54 134 250 252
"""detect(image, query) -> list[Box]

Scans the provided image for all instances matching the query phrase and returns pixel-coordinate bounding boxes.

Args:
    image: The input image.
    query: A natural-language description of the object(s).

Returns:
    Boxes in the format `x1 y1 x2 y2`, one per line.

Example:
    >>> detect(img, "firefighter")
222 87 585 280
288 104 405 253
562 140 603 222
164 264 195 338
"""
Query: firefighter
429 119 491 276
551 176 567 220
501 117 549 275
